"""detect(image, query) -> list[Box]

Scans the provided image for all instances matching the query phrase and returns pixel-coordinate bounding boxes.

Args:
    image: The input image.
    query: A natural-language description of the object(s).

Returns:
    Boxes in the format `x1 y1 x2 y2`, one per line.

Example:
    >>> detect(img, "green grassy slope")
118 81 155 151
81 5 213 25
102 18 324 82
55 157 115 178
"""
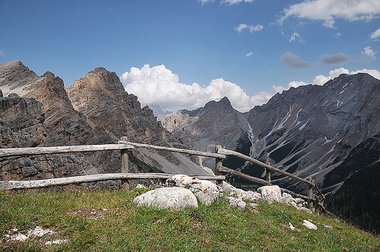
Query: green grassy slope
1 188 379 251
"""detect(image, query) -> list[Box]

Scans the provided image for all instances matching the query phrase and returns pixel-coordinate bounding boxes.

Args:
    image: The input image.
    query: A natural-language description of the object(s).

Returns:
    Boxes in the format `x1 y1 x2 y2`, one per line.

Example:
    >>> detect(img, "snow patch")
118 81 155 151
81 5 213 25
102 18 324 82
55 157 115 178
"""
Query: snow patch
298 119 309 131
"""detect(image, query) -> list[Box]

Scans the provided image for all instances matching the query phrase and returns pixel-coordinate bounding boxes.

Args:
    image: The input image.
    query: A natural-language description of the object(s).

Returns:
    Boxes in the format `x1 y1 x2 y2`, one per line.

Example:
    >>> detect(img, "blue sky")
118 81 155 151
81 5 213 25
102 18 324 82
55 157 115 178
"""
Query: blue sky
1 0 379 113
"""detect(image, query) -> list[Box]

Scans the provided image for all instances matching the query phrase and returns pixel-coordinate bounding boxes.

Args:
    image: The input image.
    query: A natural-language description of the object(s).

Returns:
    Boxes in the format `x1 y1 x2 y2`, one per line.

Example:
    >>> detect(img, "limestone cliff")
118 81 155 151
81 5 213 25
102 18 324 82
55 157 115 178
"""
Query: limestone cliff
0 60 209 181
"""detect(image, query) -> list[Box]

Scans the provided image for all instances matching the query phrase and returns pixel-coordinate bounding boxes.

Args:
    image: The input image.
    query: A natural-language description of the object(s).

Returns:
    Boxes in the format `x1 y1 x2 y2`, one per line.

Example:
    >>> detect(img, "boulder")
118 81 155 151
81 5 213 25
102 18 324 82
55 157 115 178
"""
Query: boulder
167 175 222 205
257 185 282 203
133 187 198 210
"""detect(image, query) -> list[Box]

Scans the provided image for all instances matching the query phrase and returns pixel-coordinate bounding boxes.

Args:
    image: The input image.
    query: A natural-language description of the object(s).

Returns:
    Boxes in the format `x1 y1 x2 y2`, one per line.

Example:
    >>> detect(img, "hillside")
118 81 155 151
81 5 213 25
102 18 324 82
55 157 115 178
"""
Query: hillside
1 188 379 251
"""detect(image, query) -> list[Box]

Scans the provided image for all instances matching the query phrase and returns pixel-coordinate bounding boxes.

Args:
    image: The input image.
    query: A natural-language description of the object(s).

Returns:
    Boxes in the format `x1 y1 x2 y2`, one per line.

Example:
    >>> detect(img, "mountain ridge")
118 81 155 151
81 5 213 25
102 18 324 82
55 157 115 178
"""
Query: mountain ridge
161 73 380 233
0 60 210 183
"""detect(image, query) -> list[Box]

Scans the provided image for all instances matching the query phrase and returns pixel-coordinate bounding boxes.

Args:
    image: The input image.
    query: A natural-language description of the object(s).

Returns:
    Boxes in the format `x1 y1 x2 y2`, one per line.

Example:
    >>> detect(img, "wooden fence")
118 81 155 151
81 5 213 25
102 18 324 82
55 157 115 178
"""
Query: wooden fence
215 146 325 209
0 137 324 208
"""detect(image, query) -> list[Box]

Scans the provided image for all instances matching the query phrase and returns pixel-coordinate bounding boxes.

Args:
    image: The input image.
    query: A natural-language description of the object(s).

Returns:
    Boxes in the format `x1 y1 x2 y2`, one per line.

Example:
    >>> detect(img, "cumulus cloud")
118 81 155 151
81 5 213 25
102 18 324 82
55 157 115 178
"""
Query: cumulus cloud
234 23 264 33
278 0 380 28
274 67 380 93
120 64 380 114
273 80 308 93
321 53 351 64
362 46 376 59
120 64 267 113
280 52 311 68
370 28 380 40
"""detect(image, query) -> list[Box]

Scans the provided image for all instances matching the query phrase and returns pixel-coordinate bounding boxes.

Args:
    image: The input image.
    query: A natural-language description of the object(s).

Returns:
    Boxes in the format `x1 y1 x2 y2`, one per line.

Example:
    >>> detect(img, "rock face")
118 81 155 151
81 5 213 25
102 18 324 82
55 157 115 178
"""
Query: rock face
0 60 209 181
161 97 251 169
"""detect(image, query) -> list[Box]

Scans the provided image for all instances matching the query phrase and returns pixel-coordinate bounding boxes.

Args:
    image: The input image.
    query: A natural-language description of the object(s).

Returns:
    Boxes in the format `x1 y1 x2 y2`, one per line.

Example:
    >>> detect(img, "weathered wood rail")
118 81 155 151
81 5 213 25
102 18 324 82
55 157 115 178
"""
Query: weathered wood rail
0 138 324 209
0 138 226 190
216 146 325 208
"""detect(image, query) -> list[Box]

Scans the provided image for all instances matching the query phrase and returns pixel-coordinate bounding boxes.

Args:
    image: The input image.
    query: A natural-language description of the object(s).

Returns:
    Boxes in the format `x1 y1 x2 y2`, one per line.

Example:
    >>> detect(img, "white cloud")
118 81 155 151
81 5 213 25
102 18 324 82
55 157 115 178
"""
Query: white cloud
199 0 252 5
234 23 263 33
362 46 376 59
289 32 303 43
279 0 380 28
120 64 265 113
221 0 253 5
273 67 380 93
272 81 308 93
121 65 380 114
370 28 380 39
246 51 254 57
199 0 215 5
234 23 248 32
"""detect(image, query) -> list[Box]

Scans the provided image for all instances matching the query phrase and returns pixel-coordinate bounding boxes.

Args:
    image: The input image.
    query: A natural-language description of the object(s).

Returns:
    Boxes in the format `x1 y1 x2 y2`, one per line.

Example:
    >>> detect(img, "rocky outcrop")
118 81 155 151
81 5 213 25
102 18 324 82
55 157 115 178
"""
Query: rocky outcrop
0 60 209 181
65 67 209 175
133 175 310 212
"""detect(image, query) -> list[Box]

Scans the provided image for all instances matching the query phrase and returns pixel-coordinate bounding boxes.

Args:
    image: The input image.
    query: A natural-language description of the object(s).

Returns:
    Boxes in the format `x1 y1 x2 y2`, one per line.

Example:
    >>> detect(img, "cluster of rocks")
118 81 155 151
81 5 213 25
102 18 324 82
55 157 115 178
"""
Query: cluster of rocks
133 175 311 212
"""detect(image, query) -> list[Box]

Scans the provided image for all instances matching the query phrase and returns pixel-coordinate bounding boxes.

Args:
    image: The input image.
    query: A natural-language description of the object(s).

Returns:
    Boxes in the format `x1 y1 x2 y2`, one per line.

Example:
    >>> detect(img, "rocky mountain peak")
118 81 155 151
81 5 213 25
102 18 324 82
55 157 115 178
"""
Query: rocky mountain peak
0 60 210 183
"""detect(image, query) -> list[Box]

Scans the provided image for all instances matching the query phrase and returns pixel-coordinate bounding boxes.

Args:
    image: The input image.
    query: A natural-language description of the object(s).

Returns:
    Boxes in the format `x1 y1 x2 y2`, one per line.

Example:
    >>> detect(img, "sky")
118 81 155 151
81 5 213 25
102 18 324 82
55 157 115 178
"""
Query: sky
1 0 380 114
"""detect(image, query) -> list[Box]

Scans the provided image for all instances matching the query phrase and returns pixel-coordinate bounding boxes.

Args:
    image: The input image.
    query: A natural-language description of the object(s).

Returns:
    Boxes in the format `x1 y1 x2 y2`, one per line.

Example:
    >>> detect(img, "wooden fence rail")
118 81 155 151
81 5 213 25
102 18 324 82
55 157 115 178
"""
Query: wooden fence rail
0 137 324 209
0 138 225 190
216 145 325 208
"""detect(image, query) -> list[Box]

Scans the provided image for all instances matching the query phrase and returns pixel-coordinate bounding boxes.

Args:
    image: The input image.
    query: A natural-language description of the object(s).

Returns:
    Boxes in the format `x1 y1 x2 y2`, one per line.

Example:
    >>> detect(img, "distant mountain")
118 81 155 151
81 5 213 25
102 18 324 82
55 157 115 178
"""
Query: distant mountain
161 73 380 233
0 60 210 182
160 97 252 169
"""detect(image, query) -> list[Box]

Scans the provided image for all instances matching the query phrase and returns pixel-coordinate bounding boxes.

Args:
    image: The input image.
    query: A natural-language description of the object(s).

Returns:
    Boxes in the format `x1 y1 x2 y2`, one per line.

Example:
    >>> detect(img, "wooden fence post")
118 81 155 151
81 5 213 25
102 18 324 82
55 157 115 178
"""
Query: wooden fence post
307 177 314 210
265 156 271 185
215 145 223 186
120 137 129 173
265 168 271 185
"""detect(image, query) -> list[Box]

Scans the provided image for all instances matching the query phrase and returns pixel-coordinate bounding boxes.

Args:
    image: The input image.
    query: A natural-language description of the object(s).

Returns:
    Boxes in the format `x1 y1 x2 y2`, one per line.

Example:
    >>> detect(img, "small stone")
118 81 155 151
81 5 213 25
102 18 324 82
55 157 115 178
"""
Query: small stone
302 220 317 230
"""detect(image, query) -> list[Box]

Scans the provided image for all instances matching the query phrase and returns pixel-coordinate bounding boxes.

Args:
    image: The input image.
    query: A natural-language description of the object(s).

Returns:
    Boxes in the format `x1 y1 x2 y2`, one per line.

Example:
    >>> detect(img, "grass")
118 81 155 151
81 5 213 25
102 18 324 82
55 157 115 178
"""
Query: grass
0 187 379 251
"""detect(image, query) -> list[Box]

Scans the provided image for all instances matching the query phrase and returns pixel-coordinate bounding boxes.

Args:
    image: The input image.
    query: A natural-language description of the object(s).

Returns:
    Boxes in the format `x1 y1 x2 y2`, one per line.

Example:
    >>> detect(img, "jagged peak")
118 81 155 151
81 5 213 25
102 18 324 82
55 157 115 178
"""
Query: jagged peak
70 67 125 95
0 60 24 69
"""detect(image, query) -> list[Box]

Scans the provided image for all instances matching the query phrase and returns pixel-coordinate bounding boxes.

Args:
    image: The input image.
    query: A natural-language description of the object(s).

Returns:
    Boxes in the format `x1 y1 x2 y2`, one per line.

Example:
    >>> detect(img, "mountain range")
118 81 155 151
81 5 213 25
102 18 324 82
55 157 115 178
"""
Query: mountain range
0 60 379 233
161 73 380 233
0 60 210 184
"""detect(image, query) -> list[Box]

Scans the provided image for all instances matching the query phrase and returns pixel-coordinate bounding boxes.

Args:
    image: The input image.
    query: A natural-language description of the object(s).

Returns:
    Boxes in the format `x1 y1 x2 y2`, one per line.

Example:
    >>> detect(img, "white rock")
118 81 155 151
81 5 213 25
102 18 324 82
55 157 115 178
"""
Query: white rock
221 181 236 194
133 187 198 210
303 220 317 230
247 202 258 210
135 184 146 189
168 175 222 205
289 222 296 230
280 192 294 204
190 179 222 206
257 185 282 203
168 174 198 187
45 239 68 246
242 191 261 202
227 197 246 211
